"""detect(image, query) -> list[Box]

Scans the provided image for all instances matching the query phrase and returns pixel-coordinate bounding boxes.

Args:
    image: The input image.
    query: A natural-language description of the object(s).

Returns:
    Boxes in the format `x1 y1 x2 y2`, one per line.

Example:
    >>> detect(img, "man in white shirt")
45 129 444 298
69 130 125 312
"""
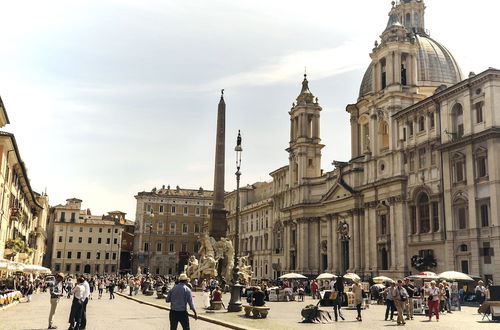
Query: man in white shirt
69 278 86 330
80 278 91 329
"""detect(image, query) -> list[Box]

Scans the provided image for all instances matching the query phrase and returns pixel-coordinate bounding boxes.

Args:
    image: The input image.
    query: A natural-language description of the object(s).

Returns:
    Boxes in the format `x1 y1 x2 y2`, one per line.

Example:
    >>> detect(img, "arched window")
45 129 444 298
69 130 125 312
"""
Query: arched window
460 244 468 252
452 104 464 138
414 13 419 28
418 193 430 233
405 13 411 27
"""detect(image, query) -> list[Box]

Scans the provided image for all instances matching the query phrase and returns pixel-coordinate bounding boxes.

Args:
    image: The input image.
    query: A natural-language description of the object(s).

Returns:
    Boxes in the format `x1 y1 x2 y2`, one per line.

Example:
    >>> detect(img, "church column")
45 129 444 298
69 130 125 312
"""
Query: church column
290 118 294 141
351 116 359 157
387 51 394 85
284 223 290 271
369 208 377 271
389 205 397 270
327 216 333 272
302 220 310 273
310 218 320 273
312 115 319 139
394 53 402 85
364 207 371 271
411 54 418 86
352 212 359 272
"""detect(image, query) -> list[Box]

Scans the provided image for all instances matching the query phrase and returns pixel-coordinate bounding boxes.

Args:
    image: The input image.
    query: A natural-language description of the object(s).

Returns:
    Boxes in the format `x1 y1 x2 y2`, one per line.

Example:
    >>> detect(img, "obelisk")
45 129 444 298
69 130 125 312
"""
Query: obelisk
210 89 227 240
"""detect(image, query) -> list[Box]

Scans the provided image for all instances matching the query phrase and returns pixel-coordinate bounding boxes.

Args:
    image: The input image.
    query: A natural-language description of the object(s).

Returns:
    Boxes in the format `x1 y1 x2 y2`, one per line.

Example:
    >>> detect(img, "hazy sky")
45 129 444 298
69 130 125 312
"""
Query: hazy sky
2 0 500 218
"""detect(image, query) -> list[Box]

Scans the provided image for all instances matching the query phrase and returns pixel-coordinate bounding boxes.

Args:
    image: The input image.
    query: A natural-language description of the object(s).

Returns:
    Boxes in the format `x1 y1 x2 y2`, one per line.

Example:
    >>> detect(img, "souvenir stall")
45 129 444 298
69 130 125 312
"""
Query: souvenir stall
0 259 23 309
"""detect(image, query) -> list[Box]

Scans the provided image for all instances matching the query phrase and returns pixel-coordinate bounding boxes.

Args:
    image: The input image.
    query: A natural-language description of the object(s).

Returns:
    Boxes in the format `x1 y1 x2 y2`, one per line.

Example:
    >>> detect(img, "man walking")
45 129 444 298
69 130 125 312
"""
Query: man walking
48 273 64 329
165 273 197 330
80 277 90 330
403 278 415 320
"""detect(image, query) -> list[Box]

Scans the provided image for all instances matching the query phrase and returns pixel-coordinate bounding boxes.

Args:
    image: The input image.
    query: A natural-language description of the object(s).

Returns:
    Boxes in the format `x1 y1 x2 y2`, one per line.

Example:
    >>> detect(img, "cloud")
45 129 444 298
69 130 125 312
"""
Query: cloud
203 41 369 90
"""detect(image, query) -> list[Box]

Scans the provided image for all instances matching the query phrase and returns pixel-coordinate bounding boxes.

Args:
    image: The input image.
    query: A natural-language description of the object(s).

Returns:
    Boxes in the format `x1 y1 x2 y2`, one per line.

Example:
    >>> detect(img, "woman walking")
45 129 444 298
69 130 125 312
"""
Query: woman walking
68 277 86 330
427 281 440 321
98 279 105 299
351 278 363 321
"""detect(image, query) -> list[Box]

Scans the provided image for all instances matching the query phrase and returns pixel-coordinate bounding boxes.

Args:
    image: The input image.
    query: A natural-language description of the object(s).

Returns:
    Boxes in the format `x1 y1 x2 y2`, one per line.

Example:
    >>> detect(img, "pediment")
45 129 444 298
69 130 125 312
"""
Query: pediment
321 182 353 202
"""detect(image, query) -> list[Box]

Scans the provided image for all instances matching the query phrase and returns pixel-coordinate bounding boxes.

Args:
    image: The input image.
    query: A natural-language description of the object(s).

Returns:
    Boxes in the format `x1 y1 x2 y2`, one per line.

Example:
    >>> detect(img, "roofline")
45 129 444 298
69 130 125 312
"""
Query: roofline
392 68 500 119
0 96 11 125
269 165 288 176
0 131 42 209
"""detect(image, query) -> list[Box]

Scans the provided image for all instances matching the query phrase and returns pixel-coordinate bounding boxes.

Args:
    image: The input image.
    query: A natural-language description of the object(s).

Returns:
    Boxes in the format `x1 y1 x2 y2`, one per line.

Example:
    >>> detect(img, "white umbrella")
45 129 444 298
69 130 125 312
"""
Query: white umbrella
316 273 337 280
407 271 440 280
371 283 386 290
279 273 307 279
343 273 361 281
0 259 9 270
373 276 393 284
438 271 473 282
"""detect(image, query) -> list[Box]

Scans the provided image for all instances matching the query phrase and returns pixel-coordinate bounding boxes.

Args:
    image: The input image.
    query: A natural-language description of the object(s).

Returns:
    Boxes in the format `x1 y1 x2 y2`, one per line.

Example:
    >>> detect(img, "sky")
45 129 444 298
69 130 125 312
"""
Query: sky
1 0 500 218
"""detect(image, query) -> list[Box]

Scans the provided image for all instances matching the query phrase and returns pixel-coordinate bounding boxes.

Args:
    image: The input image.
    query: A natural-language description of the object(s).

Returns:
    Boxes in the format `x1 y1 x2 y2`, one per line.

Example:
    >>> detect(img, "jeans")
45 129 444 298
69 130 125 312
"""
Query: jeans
80 298 88 329
169 310 190 330
385 299 395 320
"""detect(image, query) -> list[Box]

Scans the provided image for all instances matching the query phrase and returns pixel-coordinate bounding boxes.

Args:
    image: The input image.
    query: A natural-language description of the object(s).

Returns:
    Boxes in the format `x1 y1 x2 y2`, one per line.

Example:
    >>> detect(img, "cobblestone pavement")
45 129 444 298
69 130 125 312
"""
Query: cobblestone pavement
0 292 227 330
129 289 500 330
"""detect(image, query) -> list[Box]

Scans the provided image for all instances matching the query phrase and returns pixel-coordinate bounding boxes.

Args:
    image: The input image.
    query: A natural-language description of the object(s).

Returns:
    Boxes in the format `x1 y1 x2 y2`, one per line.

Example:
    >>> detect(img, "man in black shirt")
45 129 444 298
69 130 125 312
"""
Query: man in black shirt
403 279 415 320
251 286 266 307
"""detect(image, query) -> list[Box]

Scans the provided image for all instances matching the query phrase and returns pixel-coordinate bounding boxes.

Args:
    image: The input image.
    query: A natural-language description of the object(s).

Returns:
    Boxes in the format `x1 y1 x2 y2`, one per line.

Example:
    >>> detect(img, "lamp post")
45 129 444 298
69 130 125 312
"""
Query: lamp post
146 214 153 274
228 130 243 312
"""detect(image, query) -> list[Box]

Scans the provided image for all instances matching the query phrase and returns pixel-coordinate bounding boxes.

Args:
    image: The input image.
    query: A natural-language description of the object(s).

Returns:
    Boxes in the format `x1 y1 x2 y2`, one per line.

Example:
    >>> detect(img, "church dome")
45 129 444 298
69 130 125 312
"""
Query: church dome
359 34 463 98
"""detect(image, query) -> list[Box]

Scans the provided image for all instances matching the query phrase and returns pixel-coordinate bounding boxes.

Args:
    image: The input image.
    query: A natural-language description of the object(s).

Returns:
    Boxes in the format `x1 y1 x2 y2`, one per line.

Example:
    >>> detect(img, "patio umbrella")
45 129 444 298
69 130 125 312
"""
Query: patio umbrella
373 276 393 284
0 259 8 270
371 283 386 290
343 273 361 281
438 271 473 281
316 273 337 280
407 271 440 280
279 273 307 279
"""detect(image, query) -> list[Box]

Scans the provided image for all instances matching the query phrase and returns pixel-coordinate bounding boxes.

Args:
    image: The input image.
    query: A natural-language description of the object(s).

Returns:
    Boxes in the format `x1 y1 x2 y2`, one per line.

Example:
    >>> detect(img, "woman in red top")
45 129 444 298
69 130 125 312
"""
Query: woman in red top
211 286 222 302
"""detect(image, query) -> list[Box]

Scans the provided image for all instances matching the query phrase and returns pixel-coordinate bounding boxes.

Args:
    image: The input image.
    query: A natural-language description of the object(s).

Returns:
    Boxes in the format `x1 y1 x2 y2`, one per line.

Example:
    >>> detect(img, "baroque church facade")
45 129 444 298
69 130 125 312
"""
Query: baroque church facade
226 0 500 283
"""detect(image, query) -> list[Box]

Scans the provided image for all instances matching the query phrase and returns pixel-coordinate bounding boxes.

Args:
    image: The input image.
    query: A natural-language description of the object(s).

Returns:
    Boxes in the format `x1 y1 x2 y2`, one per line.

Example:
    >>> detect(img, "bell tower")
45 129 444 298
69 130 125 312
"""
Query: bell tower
287 75 324 186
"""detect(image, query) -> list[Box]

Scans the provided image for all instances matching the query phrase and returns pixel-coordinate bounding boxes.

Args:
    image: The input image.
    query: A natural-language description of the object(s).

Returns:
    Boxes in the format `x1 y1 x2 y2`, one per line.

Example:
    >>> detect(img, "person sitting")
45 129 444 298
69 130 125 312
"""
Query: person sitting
251 286 266 307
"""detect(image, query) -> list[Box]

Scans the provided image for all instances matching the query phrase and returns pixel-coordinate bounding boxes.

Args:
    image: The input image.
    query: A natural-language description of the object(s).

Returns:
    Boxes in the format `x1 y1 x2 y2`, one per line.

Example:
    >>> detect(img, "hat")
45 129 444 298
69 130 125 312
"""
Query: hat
179 274 189 281
56 273 65 278
353 278 360 283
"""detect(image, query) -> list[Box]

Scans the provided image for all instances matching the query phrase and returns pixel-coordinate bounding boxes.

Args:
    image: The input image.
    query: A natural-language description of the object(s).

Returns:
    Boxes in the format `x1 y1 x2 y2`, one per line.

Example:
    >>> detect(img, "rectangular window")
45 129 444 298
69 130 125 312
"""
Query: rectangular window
183 207 188 215
476 102 483 123
171 206 176 214
170 222 176 232
432 202 439 232
458 207 467 229
480 204 489 227
79 227 83 232
111 265 116 273
99 228 102 233
455 161 465 182
477 156 487 178
78 237 82 243
55 264 61 271
181 243 187 252
68 236 73 243
194 223 200 233
430 149 436 166
195 207 200 215
95 264 100 273
88 237 92 244
418 148 426 168
169 242 174 252
98 238 102 244
75 264 81 272
182 223 188 233
112 253 117 260
114 238 118 244
104 265 109 273
87 252 91 259
114 228 118 234
157 242 162 252
430 113 435 128
60 212 66 222
59 226 63 231
58 236 63 243
71 212 76 222
159 205 164 213
411 206 417 234
67 251 72 259
144 242 149 251
56 251 62 258
482 242 493 264
408 122 414 136
105 253 109 260
108 228 111 233
402 127 407 141
380 214 387 235
106 238 110 244
77 252 81 259
89 227 93 233
409 151 415 171
65 264 71 272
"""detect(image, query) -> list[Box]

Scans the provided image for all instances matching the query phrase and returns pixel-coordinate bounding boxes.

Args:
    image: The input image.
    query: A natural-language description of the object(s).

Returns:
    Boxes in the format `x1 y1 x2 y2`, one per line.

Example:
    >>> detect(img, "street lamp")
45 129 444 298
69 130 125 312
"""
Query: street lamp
228 130 243 313
146 212 154 274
